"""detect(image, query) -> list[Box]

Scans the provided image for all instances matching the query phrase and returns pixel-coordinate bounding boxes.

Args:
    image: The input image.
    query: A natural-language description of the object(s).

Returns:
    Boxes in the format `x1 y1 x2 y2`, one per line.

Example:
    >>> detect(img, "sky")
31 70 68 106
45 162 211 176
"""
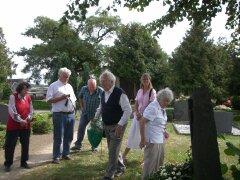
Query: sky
0 0 233 81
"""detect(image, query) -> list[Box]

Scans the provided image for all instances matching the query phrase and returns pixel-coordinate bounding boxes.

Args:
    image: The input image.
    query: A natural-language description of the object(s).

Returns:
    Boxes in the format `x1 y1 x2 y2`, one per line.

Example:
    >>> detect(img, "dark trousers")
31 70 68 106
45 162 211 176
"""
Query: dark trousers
4 129 30 167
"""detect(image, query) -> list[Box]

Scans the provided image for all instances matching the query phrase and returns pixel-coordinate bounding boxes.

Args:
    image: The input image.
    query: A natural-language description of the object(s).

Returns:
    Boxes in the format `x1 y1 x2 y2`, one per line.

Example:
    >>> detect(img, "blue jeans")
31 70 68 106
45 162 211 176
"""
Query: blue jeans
52 112 75 160
75 113 91 148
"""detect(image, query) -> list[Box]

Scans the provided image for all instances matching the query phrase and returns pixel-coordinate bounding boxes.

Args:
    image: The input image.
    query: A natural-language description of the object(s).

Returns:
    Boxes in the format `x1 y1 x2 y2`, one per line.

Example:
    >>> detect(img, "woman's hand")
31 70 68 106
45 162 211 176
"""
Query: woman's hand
139 139 146 149
164 131 169 139
19 119 27 127
136 112 142 121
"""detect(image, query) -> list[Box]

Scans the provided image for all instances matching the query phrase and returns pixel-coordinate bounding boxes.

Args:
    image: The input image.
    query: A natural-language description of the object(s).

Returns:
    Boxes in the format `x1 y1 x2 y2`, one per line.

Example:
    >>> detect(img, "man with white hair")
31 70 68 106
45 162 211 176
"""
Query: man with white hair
71 78 103 152
95 70 132 180
46 67 77 164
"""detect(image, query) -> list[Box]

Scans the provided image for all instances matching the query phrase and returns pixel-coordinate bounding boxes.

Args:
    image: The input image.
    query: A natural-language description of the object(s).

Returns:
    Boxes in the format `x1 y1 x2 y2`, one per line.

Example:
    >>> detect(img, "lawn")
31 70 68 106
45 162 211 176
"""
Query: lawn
19 120 239 180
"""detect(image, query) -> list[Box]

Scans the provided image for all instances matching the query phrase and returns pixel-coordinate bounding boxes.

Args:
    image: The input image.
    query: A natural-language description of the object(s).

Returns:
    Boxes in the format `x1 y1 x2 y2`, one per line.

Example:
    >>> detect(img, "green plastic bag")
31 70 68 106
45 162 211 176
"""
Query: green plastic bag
87 116 103 148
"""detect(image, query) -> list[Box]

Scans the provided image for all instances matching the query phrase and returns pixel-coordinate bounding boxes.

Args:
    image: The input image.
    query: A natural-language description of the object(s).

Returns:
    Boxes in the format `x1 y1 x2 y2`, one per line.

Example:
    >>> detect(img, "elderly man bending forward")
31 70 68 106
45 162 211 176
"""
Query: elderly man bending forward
95 70 132 180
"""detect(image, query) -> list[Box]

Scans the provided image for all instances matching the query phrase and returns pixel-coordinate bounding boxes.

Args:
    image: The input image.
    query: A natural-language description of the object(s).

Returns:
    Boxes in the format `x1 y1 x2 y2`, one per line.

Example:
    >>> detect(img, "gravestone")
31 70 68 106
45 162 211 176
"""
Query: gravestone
173 100 190 122
191 88 222 180
0 103 8 124
214 112 233 133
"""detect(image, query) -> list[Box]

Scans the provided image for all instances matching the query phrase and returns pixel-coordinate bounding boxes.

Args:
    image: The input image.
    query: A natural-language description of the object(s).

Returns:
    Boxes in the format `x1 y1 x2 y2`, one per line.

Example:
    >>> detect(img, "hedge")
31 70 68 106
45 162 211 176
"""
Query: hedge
32 113 53 134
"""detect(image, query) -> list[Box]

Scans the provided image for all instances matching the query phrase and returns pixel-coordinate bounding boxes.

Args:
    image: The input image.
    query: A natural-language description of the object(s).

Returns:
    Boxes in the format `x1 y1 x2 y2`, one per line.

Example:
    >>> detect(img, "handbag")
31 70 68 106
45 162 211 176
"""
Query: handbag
87 116 103 148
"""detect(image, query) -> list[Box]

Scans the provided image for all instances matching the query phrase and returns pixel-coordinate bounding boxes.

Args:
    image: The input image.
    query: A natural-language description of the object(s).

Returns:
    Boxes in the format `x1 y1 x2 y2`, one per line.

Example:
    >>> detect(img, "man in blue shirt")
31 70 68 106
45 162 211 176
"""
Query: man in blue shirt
71 78 103 152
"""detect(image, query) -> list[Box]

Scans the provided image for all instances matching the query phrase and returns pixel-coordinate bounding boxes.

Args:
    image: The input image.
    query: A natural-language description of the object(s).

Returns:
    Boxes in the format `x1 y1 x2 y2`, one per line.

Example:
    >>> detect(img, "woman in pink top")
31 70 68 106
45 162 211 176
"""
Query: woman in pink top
122 73 156 162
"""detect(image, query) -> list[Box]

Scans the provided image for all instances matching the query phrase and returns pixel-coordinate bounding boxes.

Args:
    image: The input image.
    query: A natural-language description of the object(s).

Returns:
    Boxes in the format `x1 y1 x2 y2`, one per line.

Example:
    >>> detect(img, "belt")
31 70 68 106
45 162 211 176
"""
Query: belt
54 111 74 114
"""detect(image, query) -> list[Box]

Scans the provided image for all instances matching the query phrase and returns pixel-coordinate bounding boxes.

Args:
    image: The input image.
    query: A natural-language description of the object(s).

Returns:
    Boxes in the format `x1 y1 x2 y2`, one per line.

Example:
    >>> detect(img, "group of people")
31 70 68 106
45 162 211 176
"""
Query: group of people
4 67 174 180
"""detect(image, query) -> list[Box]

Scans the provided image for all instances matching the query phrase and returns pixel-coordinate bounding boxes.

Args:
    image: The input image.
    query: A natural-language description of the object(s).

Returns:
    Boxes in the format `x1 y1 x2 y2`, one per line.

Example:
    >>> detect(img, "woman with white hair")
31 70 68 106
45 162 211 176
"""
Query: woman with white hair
139 87 174 179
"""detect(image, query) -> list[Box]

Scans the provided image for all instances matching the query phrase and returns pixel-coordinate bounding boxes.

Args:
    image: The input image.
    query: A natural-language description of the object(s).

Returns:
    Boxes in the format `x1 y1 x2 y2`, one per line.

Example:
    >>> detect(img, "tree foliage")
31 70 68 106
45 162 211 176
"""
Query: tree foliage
77 9 122 44
64 0 239 34
17 12 122 86
0 27 14 91
107 23 169 89
169 22 233 100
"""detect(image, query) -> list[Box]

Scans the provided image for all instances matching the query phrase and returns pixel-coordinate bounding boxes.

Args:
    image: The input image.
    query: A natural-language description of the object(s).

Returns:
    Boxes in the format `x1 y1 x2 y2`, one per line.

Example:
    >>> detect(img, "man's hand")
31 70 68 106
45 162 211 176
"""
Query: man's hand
115 125 123 137
61 94 69 99
139 139 146 149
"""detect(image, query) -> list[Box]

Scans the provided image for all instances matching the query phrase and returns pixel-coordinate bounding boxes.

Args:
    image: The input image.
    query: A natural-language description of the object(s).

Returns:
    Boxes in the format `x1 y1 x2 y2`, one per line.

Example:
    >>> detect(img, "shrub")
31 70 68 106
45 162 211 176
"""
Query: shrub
0 124 6 131
166 108 174 122
32 100 51 110
2 85 12 100
0 130 6 149
147 150 193 180
32 113 52 134
231 96 240 110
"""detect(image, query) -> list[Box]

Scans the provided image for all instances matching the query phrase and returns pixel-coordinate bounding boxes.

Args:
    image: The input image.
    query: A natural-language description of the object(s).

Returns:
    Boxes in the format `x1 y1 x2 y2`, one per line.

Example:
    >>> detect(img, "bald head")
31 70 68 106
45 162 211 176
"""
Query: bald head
88 79 97 93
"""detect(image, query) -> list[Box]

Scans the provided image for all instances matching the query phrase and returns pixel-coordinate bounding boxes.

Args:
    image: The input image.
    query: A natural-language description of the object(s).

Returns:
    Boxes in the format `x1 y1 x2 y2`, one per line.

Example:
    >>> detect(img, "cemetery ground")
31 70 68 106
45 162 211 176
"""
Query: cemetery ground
0 119 238 180
0 99 239 179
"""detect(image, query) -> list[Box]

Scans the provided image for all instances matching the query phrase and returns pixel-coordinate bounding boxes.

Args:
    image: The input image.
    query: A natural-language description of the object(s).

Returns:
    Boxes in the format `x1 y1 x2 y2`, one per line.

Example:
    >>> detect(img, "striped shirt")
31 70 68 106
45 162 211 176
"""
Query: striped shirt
79 86 103 120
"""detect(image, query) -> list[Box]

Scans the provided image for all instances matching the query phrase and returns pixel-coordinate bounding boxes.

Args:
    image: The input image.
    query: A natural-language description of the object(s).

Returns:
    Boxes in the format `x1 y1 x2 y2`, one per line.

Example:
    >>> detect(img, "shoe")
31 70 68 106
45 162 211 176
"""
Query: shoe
71 146 81 151
52 159 60 164
114 169 125 177
122 157 127 163
62 156 72 160
21 163 31 169
91 147 98 153
4 165 11 172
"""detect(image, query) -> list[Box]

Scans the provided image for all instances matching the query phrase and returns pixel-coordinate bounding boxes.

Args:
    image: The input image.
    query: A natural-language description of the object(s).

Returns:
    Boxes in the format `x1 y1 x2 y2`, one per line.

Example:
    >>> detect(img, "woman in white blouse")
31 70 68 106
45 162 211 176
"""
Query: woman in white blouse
139 87 174 179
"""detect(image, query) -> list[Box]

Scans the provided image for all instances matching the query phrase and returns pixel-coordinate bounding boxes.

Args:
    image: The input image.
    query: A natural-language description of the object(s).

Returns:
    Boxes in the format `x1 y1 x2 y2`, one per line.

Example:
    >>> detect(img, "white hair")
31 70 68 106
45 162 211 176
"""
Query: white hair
157 87 174 102
58 67 71 77
99 70 116 85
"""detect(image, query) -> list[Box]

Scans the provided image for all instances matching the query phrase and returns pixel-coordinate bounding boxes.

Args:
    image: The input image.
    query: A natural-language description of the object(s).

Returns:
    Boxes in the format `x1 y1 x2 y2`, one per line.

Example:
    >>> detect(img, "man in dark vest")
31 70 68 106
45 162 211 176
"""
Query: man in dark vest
95 70 132 180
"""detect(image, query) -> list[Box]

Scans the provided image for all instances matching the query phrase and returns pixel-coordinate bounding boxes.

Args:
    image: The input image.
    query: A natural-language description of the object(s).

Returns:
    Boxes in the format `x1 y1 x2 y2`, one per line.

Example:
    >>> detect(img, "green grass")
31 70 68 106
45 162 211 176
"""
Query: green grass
19 120 239 180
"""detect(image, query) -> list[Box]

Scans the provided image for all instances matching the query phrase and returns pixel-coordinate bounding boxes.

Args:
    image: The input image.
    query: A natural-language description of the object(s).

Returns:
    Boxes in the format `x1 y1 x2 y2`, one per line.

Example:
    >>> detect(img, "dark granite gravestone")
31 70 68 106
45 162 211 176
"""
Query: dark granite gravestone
0 103 8 124
214 112 233 133
191 88 222 180
173 100 190 122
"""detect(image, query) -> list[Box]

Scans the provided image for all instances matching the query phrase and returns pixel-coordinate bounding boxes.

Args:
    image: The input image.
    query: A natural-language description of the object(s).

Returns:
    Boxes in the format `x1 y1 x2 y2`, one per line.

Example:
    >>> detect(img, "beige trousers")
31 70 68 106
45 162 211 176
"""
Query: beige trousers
142 143 164 180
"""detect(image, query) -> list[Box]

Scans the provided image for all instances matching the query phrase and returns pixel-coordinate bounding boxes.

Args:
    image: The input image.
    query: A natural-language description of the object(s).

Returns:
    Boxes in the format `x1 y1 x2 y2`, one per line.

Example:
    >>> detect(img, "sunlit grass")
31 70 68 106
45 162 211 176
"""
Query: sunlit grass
20 120 239 180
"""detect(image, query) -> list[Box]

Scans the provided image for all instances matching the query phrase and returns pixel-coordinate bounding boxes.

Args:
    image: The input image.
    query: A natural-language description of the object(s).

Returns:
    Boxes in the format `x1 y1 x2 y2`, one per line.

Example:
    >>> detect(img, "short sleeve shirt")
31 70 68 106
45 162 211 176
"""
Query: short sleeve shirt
135 88 156 114
143 100 167 144
46 80 77 112
80 86 103 120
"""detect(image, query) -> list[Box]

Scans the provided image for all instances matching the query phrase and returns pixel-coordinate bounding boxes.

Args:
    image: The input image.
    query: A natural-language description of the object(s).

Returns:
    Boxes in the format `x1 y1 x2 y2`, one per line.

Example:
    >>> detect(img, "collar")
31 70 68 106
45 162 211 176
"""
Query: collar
106 85 115 94
157 100 165 111
58 79 67 85
18 94 26 100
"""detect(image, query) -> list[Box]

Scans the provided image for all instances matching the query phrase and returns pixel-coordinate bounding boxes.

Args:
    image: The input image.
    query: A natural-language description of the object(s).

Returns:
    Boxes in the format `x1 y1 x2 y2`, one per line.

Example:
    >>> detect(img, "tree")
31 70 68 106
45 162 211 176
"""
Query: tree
107 23 169 89
77 9 122 44
64 0 239 36
169 22 233 100
17 16 100 86
0 27 14 91
17 12 122 85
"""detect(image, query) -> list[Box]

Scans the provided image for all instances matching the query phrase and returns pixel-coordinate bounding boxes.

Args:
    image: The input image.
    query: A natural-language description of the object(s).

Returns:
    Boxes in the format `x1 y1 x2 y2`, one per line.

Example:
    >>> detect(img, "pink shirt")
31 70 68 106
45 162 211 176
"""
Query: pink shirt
135 88 156 114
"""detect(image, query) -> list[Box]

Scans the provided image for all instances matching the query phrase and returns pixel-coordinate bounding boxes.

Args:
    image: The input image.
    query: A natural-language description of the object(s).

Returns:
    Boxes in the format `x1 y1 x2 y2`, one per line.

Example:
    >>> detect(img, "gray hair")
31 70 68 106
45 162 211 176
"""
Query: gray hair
157 87 174 102
58 67 71 77
99 70 116 85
